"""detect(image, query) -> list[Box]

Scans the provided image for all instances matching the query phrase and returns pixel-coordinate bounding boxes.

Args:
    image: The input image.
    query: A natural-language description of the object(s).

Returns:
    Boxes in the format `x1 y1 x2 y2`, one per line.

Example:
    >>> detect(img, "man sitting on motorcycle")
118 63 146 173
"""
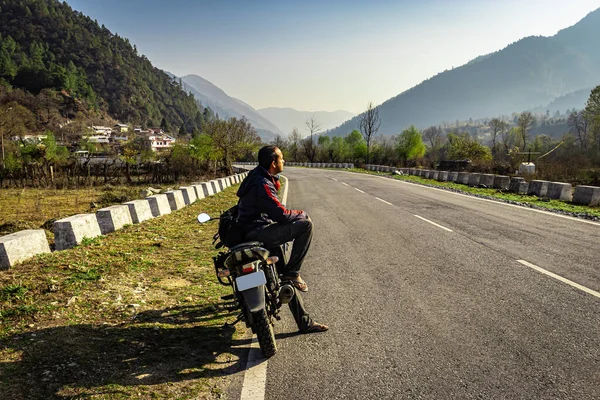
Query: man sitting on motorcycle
236 145 328 333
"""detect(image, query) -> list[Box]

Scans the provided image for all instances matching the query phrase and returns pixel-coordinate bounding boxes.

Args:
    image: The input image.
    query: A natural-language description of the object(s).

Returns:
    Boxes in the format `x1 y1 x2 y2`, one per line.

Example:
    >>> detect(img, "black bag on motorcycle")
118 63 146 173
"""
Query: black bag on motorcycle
218 205 244 247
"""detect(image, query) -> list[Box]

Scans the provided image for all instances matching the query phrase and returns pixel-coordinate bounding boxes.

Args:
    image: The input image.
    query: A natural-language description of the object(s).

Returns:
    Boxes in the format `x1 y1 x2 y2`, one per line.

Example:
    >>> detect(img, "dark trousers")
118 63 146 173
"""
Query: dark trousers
245 218 313 278
288 286 313 332
245 218 314 332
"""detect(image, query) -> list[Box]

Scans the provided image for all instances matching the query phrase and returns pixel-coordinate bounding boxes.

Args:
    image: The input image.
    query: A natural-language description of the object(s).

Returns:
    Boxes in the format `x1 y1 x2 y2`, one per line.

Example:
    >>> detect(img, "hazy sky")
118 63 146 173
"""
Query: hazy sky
66 0 599 114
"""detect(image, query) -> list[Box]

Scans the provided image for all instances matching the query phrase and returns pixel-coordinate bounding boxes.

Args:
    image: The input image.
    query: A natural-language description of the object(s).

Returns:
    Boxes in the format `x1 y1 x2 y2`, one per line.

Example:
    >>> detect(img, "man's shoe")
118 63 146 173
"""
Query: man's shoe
301 322 329 334
282 275 308 292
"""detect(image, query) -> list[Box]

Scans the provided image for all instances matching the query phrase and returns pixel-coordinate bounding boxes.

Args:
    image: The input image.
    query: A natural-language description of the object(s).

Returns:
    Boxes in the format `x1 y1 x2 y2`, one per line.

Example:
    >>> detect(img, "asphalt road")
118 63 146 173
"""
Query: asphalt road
235 168 600 399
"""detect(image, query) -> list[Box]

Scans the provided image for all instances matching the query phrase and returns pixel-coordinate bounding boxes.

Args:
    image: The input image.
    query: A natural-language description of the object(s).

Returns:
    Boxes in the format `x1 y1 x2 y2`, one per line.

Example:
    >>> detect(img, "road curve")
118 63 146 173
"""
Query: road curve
262 167 600 400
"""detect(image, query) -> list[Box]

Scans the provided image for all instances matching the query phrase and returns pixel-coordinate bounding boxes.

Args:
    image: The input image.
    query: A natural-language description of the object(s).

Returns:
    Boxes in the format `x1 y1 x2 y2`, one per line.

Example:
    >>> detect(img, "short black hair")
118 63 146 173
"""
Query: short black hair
258 145 279 169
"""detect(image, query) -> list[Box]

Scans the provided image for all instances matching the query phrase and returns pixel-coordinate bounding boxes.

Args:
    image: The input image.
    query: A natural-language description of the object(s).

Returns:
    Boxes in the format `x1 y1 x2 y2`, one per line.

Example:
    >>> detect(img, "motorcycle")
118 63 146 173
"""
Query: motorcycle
197 212 294 358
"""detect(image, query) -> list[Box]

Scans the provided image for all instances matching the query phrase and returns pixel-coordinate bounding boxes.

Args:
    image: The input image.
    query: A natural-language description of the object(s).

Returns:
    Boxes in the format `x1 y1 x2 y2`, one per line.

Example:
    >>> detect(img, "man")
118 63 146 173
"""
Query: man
236 145 328 333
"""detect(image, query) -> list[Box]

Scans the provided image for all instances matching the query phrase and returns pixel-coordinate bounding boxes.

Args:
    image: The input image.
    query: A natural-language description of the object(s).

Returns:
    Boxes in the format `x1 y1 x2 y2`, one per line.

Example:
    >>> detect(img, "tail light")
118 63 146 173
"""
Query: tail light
241 261 258 274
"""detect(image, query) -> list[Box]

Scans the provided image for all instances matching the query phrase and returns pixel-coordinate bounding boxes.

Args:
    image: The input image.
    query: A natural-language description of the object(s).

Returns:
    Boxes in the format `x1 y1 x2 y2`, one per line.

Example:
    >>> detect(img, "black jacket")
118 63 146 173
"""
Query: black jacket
237 166 305 233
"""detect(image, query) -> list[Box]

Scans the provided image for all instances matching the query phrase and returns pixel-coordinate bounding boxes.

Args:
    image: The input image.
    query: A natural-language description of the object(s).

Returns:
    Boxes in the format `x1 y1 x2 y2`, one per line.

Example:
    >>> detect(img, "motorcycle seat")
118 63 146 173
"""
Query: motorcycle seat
225 242 270 268
228 241 263 252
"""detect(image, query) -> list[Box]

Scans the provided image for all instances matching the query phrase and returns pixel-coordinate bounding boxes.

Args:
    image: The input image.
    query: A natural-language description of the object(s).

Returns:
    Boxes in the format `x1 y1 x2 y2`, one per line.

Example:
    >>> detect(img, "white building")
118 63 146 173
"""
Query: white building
91 126 112 135
87 135 110 144
149 134 175 151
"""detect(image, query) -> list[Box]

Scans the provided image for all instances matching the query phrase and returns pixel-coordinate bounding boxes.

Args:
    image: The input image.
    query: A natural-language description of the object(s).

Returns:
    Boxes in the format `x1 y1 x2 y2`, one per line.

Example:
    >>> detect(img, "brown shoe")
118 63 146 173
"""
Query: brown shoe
302 322 329 334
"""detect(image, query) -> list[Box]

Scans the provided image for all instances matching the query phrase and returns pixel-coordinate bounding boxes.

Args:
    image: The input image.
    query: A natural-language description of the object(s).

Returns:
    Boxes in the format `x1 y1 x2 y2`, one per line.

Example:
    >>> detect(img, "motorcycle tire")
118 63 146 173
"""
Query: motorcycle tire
251 309 277 358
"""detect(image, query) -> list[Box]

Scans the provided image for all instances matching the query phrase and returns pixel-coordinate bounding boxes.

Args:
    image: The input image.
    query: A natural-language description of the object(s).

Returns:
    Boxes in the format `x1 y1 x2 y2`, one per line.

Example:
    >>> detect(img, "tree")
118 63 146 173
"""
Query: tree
160 117 169 132
288 127 302 162
345 130 367 162
317 135 332 162
489 118 509 156
567 111 590 149
583 85 600 151
206 116 261 174
358 102 381 164
445 132 492 161
330 136 349 162
517 111 535 151
304 115 321 162
422 126 443 148
270 134 289 154
396 125 426 166
0 102 35 168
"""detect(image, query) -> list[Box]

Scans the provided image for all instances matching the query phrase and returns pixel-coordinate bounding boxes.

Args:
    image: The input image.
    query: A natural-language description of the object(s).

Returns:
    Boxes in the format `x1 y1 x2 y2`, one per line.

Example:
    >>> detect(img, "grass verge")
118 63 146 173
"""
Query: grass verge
0 186 245 399
344 168 600 219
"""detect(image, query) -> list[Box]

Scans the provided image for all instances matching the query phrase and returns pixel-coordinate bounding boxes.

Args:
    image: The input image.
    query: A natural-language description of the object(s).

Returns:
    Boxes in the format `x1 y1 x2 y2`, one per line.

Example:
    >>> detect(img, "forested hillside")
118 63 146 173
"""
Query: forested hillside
328 8 600 137
0 0 203 131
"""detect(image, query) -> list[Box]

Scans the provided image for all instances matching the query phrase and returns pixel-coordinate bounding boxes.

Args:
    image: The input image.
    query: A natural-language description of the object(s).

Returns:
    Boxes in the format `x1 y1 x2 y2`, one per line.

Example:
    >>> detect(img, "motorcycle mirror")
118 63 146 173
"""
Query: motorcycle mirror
197 213 211 224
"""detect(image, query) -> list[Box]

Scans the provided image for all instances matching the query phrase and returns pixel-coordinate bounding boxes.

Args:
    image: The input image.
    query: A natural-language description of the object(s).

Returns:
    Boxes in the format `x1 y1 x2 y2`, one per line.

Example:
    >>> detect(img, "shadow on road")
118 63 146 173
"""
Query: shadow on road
0 304 251 399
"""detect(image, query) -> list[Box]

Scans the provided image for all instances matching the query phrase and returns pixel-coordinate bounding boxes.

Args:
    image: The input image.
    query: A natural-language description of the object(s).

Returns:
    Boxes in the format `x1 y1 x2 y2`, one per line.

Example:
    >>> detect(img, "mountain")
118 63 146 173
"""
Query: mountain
541 87 593 113
0 0 203 133
256 108 355 136
178 74 283 140
328 8 600 137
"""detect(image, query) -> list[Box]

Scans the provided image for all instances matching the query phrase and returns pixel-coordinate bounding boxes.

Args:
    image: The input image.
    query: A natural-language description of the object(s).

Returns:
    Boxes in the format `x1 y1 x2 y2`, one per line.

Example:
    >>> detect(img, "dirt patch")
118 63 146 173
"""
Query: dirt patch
154 278 194 289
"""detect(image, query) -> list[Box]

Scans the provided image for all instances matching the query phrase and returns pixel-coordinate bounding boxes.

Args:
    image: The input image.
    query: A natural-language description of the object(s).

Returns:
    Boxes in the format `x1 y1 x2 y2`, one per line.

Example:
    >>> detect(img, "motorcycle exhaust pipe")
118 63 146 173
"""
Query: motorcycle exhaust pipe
278 284 295 304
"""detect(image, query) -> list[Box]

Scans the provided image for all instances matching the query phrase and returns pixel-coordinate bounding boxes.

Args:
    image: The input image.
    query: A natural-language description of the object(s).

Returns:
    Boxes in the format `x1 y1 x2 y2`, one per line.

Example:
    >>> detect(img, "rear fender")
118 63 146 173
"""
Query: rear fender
241 286 266 313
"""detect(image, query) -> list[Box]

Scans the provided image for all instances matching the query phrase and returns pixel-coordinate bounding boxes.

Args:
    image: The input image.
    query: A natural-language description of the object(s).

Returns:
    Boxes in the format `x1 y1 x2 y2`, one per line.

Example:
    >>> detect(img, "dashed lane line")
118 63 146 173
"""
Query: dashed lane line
355 188 365 193
341 182 350 186
414 214 454 232
517 260 600 299
361 173 600 227
375 197 393 205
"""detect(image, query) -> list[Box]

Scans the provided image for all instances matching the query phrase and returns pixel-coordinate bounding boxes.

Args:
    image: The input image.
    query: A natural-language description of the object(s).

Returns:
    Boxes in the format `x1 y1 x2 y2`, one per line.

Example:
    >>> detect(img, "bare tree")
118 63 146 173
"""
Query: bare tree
358 102 381 164
422 126 443 148
568 111 590 149
517 111 535 150
304 115 321 163
489 118 509 156
270 134 289 153
288 127 302 161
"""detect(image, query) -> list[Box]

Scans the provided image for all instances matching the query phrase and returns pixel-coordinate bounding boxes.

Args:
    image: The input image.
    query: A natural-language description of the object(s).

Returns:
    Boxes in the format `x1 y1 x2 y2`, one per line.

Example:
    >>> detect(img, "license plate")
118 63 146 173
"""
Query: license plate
235 270 266 292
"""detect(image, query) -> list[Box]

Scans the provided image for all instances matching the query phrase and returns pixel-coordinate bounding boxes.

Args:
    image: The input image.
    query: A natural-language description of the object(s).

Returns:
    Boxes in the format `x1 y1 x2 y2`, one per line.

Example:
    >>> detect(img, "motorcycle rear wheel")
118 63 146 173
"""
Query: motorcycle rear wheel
251 309 277 358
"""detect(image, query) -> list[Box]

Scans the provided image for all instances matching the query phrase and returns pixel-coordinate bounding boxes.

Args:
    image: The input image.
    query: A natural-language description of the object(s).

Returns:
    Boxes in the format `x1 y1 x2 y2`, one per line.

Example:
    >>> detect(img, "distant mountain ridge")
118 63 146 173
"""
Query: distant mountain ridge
256 107 355 136
177 74 283 140
328 8 600 136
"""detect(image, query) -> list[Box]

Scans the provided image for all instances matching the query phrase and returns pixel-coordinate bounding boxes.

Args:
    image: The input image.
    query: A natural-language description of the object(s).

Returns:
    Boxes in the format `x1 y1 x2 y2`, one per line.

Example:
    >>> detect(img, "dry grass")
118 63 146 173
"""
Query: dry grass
0 186 246 399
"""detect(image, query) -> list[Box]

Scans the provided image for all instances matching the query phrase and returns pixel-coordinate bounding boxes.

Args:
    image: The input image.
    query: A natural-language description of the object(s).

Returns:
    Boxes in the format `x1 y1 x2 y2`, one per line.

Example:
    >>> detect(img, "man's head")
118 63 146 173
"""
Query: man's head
258 145 284 175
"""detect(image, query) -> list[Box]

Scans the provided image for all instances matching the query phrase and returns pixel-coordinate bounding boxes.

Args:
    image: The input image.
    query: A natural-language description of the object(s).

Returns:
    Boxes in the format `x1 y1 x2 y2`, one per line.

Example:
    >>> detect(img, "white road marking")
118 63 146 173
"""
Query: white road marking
341 182 350 186
361 173 600 227
355 188 365 193
332 177 338 181
413 215 454 232
240 338 268 400
281 175 289 205
516 260 600 299
375 197 393 205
